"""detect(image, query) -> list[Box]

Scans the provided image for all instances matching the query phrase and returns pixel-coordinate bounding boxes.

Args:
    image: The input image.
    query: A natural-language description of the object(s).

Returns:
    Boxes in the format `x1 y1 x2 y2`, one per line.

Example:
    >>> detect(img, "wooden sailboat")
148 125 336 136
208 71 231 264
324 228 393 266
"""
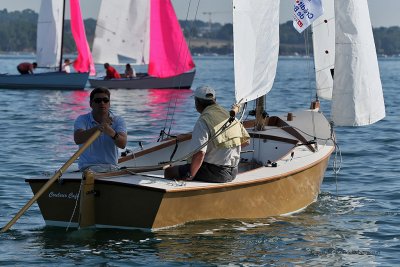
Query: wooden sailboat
22 0 384 230
88 0 195 90
0 0 93 90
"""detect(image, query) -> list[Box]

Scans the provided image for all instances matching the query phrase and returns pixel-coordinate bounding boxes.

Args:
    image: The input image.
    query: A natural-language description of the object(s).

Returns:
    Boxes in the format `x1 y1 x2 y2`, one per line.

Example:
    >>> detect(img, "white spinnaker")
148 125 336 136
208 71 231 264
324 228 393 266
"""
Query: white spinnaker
332 0 385 126
312 0 335 100
233 0 280 103
92 0 150 65
36 0 63 68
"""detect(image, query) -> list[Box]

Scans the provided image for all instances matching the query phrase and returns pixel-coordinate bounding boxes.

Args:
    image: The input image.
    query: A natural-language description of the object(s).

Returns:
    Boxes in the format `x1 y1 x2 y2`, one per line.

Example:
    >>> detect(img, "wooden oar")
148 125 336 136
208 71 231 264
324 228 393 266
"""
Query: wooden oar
1 130 101 233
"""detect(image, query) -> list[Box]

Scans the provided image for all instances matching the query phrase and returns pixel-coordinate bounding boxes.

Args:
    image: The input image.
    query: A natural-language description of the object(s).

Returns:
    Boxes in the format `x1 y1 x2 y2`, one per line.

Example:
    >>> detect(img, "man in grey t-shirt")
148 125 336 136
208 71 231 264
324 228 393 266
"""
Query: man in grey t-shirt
164 85 249 183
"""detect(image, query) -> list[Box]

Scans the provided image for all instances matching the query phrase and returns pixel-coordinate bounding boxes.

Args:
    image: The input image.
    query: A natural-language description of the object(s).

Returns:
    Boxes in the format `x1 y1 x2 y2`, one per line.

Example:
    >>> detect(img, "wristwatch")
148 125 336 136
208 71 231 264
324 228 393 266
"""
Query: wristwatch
112 132 119 140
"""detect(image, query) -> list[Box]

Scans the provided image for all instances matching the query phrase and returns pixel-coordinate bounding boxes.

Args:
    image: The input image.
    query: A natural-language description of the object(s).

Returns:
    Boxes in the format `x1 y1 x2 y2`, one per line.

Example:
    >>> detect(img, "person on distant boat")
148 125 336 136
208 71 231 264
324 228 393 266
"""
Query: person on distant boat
124 63 136 78
74 87 127 172
17 62 37 75
62 58 71 73
164 85 250 183
104 63 121 80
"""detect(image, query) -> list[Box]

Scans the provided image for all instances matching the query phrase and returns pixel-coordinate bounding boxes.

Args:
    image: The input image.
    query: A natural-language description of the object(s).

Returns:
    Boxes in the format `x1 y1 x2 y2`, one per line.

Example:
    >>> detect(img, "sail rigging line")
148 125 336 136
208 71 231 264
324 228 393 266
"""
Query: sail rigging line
160 117 242 166
328 120 342 198
122 121 334 178
156 130 180 161
166 0 201 135
169 0 199 89
167 0 200 126
159 0 201 141
66 180 83 232
333 141 342 199
124 169 177 185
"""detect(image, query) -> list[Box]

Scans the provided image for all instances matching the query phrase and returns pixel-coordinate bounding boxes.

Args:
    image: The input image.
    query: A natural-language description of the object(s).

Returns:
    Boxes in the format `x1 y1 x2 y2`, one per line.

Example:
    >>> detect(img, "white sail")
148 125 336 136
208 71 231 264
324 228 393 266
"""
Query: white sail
92 0 150 65
312 0 335 100
332 0 385 126
233 0 280 103
36 0 63 68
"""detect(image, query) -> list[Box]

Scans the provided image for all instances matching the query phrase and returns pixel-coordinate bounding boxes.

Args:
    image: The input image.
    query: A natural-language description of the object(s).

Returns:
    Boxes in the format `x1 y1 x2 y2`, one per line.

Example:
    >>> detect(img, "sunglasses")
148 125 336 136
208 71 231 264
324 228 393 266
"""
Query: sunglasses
93 97 110 104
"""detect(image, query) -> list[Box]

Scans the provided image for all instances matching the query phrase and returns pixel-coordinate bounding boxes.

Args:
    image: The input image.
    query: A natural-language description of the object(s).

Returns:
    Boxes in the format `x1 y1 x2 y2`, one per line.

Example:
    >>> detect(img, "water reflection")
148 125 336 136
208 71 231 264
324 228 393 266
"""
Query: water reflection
147 88 192 120
65 90 91 120
147 88 194 139
104 88 194 146
28 227 161 265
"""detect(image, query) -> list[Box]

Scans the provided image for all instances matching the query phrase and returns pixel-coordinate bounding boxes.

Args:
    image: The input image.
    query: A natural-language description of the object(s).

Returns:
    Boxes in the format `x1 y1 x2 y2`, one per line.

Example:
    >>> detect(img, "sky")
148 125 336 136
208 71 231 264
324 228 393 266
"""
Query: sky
1 0 399 28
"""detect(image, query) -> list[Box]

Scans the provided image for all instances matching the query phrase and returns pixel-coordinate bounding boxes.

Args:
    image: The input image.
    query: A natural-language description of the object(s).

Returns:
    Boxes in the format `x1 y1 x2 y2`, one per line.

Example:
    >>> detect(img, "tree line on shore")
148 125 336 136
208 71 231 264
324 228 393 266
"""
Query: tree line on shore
1 9 399 56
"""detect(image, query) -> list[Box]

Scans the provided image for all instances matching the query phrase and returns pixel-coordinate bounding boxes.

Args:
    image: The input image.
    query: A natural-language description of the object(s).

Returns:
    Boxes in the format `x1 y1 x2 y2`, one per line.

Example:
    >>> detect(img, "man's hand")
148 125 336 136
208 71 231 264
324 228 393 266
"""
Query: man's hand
98 117 114 137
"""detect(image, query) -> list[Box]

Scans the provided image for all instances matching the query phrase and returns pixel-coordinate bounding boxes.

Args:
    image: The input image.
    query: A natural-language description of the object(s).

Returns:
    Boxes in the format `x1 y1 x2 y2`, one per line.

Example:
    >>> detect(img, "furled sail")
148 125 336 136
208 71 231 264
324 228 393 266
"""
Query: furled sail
332 0 385 126
92 0 150 65
36 0 63 68
233 0 280 103
312 0 335 100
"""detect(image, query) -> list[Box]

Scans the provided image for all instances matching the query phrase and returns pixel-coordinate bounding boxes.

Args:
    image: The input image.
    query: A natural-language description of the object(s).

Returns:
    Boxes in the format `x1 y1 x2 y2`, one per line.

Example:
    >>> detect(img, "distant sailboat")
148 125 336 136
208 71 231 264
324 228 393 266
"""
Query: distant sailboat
88 0 196 89
0 0 94 90
6 0 385 231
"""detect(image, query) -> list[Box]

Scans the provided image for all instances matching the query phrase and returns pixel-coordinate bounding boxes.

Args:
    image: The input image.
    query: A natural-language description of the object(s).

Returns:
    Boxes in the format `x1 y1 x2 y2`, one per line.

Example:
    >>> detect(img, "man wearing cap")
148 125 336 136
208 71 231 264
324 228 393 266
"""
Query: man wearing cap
164 85 250 183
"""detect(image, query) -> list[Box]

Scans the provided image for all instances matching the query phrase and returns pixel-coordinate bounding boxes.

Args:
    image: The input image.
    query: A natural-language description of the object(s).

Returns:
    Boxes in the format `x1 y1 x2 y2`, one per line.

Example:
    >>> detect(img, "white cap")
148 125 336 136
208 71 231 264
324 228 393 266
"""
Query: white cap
194 85 216 100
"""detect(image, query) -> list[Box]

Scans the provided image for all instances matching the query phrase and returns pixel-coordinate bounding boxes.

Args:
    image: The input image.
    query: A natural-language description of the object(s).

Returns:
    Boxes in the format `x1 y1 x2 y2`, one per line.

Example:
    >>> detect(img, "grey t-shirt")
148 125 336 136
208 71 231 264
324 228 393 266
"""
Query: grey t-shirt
191 118 240 167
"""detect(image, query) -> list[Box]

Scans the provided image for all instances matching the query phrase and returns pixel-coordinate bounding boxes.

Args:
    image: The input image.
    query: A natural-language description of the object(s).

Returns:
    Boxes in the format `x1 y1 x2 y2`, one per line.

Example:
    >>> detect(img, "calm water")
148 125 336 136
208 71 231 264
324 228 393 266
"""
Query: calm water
0 55 399 266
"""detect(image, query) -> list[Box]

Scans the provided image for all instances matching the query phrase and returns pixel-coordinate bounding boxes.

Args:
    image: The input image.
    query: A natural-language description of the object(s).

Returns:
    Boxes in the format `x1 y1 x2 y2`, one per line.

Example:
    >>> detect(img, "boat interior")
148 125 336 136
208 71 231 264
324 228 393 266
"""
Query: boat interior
116 111 332 177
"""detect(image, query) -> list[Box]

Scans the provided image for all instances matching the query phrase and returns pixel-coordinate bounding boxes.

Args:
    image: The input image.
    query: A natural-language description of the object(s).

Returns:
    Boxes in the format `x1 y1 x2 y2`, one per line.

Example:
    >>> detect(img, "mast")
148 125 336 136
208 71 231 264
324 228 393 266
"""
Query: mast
255 96 266 131
58 0 66 72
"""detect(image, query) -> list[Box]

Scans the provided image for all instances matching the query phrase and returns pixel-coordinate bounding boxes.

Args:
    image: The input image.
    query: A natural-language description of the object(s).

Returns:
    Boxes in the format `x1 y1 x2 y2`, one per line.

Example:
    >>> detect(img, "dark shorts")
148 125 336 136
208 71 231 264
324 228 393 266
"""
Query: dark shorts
178 162 237 183
17 67 29 75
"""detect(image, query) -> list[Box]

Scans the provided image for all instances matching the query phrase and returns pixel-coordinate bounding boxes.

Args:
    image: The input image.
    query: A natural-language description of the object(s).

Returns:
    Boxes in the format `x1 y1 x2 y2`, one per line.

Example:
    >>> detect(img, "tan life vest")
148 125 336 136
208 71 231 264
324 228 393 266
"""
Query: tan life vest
200 104 250 148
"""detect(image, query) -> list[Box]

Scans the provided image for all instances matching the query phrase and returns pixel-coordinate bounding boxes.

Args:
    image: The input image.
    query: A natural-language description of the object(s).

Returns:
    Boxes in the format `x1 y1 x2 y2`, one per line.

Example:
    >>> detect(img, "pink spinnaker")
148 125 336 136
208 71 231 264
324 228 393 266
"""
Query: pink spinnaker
149 0 195 78
70 0 95 75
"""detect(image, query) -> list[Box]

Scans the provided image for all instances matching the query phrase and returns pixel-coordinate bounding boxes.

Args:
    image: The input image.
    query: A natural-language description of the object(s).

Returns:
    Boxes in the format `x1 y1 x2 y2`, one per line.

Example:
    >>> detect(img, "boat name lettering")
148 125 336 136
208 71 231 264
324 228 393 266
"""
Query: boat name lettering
294 1 315 20
48 192 79 200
